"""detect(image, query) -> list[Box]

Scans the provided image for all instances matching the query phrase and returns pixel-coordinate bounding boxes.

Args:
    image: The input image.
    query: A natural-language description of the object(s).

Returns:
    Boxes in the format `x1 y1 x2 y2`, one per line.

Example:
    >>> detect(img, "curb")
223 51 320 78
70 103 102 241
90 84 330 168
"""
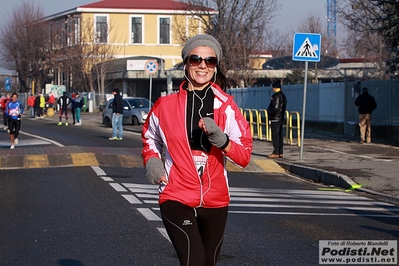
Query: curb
277 160 358 189
276 161 399 201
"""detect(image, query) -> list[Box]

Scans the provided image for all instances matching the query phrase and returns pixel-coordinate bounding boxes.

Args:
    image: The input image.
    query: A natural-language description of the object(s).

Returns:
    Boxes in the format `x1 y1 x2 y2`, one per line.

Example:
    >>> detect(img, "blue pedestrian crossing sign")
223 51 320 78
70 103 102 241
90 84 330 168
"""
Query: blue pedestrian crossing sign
292 33 321 62
4 77 12 91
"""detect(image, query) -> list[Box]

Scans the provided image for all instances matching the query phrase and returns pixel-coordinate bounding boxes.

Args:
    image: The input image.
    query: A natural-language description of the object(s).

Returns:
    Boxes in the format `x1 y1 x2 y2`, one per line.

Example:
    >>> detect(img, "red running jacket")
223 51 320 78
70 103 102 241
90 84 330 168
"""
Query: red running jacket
142 82 253 208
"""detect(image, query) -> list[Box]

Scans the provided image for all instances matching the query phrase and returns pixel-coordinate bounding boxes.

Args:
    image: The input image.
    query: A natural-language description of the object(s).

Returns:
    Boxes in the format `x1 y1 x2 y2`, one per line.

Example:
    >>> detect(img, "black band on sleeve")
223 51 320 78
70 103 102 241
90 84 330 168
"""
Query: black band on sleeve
219 134 230 150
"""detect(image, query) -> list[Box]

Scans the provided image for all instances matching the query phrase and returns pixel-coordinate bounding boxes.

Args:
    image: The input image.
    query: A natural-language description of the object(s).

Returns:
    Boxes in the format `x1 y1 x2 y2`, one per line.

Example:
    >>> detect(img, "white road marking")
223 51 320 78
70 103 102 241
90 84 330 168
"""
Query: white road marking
137 208 162 221
92 165 399 243
122 194 142 204
229 203 399 212
128 188 157 193
229 197 392 206
109 183 127 192
101 176 114 182
124 183 399 217
229 210 398 218
0 138 51 147
19 131 65 147
122 183 157 189
91 166 107 176
157 228 171 242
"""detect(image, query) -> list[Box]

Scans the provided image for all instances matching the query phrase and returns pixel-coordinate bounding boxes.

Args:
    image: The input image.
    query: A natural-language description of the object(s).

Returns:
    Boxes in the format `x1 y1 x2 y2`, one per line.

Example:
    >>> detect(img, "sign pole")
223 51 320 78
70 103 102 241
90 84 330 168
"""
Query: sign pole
149 74 152 112
144 60 158 112
300 61 308 160
292 32 321 161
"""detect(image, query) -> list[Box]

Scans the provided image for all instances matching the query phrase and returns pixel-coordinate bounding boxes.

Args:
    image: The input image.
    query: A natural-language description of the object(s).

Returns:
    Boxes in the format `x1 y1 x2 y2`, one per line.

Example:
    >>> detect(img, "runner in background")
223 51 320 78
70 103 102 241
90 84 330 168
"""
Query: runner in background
5 93 24 149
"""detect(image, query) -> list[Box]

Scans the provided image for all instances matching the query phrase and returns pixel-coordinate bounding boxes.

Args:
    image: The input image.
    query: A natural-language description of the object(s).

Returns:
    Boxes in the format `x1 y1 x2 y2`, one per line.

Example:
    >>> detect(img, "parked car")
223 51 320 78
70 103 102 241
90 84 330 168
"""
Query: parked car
102 97 151 127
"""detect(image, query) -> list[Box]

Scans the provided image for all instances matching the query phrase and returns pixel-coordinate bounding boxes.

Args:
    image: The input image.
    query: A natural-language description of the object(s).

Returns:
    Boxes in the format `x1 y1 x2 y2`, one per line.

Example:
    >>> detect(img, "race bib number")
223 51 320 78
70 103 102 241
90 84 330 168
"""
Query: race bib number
9 108 20 116
192 150 208 179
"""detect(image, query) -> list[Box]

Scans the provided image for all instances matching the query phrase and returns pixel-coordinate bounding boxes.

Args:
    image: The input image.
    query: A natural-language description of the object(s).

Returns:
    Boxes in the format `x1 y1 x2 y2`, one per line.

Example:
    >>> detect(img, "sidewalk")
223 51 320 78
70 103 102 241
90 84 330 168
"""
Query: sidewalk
251 132 399 201
4 111 399 202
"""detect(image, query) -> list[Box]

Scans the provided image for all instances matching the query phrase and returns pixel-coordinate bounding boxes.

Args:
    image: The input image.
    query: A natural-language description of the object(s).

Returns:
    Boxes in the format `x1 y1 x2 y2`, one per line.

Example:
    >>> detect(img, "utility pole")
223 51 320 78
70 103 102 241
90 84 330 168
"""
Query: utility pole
326 0 337 48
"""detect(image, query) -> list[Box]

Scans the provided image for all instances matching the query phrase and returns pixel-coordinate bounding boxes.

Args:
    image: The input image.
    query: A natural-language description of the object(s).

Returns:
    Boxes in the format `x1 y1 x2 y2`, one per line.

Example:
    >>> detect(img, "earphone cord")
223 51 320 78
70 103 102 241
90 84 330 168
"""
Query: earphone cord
193 87 211 152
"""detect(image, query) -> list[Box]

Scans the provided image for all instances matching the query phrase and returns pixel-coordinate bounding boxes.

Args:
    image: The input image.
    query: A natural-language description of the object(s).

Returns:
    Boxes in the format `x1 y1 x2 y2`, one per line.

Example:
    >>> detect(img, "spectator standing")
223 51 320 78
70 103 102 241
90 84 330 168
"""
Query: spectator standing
39 93 45 116
34 93 42 118
57 92 72 126
108 88 124 140
71 92 84 126
5 93 24 149
142 34 252 266
355 87 377 144
27 94 36 118
1 93 11 130
47 92 55 108
267 80 287 159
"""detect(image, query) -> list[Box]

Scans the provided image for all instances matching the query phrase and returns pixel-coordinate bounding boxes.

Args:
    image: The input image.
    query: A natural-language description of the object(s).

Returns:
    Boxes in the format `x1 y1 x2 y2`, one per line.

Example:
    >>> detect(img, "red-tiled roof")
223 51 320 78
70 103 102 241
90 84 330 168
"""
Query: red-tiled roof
80 0 194 11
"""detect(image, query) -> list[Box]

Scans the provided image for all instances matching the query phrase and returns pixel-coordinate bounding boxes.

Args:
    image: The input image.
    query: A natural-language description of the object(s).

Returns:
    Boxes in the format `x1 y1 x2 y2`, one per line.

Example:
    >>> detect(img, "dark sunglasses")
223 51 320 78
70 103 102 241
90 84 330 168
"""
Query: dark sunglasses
188 55 218 68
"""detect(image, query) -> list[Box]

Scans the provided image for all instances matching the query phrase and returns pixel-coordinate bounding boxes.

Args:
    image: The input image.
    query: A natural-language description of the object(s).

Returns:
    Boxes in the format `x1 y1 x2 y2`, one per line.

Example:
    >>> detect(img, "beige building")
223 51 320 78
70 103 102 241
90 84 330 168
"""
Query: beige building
44 0 215 96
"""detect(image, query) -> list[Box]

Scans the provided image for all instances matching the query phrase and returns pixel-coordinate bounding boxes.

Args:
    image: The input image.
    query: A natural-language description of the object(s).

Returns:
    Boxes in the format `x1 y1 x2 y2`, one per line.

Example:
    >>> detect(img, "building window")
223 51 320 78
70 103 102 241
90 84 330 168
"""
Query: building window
186 16 202 38
131 17 142 44
159 17 170 44
95 15 108 43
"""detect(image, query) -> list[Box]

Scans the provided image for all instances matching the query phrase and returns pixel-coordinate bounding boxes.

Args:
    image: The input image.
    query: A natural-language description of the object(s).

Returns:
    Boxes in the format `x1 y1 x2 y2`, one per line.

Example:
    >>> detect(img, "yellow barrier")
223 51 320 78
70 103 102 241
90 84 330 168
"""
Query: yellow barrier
257 109 270 141
243 108 261 139
288 111 301 146
284 110 289 144
239 108 301 146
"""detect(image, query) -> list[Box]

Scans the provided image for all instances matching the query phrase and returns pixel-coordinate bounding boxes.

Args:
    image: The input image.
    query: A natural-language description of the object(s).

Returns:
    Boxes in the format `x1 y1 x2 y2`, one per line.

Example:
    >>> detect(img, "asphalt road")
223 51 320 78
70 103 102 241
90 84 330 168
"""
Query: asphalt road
0 114 398 265
1 167 398 265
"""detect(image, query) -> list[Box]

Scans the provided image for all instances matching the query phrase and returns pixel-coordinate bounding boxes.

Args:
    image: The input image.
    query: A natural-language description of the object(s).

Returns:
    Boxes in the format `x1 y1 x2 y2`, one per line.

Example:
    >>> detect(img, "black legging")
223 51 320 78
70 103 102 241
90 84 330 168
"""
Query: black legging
160 200 228 266
8 119 21 138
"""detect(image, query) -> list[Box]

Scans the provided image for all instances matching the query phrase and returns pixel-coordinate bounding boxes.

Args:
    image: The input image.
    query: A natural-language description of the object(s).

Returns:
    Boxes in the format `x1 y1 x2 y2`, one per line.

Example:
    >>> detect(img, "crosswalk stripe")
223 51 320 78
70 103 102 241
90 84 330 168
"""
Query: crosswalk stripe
229 203 399 212
109 183 127 192
95 172 399 218
122 194 142 204
229 210 397 218
229 197 393 206
124 183 399 217
137 208 162 221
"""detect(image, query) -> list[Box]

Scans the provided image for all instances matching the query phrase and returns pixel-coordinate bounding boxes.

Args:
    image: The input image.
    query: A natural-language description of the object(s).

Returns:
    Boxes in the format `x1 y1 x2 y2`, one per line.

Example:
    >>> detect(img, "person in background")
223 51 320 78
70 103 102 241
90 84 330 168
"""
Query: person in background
267 80 287 159
27 94 36 118
57 92 72 126
71 93 77 125
39 93 45 117
108 88 124 140
71 92 84 126
142 34 253 266
355 87 377 144
47 92 55 108
5 93 24 149
34 93 42 118
1 93 11 130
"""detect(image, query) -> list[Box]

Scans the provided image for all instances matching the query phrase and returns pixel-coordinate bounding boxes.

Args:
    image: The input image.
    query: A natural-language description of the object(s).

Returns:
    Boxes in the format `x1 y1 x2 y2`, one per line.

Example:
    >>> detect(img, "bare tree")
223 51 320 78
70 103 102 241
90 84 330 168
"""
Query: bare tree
46 16 122 96
175 0 279 87
264 28 291 57
337 0 392 79
83 18 123 96
0 1 47 92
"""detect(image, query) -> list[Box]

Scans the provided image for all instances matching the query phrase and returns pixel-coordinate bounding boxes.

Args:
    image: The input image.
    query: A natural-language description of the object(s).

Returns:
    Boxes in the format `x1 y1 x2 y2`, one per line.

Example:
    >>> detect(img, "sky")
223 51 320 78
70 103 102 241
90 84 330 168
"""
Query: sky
0 0 327 31
0 0 327 73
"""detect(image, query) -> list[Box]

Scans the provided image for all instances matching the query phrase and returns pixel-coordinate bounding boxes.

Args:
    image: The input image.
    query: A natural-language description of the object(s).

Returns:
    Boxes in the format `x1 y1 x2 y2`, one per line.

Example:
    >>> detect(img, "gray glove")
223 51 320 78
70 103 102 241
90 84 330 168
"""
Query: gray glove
202 117 229 149
145 158 165 185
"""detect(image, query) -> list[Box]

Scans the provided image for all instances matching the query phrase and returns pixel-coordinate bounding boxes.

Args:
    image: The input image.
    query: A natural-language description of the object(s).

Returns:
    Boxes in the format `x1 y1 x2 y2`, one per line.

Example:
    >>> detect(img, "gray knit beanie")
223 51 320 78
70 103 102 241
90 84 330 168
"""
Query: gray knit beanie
181 34 222 64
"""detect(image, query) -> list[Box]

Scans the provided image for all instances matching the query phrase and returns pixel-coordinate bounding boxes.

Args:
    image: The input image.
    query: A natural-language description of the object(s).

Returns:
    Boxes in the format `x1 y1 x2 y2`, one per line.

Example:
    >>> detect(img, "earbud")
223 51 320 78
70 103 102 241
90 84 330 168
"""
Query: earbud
213 67 217 83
